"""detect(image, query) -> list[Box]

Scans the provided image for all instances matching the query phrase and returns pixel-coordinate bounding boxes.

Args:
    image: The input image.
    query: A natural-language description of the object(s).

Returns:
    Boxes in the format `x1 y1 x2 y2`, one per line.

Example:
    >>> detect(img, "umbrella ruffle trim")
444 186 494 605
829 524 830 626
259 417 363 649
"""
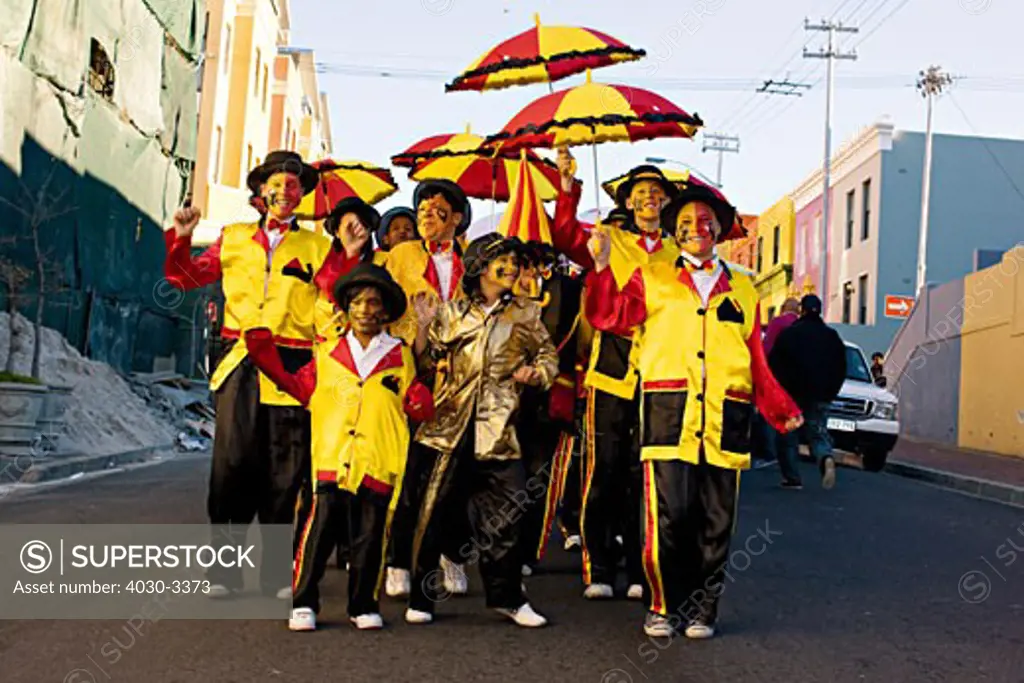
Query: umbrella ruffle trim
484 111 705 147
392 147 554 167
445 46 647 92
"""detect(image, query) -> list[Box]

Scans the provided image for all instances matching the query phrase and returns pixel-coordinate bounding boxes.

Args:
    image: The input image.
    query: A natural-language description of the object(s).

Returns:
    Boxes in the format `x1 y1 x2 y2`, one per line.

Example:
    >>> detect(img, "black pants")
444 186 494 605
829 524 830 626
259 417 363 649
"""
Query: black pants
207 358 310 593
642 459 739 625
581 388 644 586
388 441 469 571
409 439 528 613
292 483 393 617
296 483 350 569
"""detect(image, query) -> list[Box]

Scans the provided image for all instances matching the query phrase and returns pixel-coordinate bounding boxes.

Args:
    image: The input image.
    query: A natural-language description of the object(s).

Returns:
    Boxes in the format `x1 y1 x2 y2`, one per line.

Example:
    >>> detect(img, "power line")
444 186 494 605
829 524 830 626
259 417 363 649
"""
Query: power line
947 93 1024 206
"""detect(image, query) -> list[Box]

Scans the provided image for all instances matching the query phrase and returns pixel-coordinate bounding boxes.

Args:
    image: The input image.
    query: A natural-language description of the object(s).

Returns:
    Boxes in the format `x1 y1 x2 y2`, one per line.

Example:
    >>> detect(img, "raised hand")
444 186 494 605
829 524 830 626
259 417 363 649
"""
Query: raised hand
339 214 370 259
556 146 577 192
782 414 805 433
173 206 201 238
587 225 612 271
411 291 440 330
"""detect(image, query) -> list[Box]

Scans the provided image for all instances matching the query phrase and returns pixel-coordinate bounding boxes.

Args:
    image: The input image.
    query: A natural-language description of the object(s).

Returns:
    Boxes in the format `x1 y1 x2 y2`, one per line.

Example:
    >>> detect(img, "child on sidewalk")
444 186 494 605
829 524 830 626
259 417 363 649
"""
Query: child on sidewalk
244 262 434 631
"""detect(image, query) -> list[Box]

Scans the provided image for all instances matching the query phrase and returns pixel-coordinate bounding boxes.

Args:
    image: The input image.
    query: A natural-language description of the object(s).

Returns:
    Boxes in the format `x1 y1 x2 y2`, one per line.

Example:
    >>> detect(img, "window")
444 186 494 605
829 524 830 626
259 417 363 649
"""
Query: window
845 189 855 249
842 281 853 324
262 65 269 110
861 178 871 241
246 144 253 173
213 126 223 183
756 237 763 272
772 225 780 265
222 26 232 74
254 49 261 95
858 274 868 324
88 39 115 100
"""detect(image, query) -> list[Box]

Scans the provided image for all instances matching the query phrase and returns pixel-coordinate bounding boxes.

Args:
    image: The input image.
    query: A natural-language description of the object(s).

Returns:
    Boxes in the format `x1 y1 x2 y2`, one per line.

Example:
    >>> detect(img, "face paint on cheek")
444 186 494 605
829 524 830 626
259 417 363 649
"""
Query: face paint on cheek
676 203 717 256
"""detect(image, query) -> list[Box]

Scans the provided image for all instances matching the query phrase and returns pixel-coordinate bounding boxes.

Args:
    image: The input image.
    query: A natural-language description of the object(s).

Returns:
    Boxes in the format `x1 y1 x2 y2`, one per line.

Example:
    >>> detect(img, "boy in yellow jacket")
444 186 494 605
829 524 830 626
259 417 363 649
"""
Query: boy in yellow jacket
585 184 803 640
244 263 435 632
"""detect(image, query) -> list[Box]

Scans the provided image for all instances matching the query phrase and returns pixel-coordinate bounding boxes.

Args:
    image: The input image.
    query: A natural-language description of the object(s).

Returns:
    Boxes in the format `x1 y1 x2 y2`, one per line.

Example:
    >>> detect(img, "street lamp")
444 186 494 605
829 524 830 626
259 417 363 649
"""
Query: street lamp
643 157 721 188
915 65 953 296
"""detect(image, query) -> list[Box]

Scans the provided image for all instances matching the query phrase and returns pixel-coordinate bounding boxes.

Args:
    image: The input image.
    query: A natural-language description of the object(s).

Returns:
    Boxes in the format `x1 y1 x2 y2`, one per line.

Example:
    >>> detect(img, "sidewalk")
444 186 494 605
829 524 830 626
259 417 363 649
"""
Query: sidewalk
883 437 1024 508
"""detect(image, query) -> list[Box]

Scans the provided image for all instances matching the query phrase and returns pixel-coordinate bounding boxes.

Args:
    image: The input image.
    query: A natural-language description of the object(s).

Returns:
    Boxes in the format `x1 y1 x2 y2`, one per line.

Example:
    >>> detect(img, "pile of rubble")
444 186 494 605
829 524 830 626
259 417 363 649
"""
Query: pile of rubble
0 312 213 457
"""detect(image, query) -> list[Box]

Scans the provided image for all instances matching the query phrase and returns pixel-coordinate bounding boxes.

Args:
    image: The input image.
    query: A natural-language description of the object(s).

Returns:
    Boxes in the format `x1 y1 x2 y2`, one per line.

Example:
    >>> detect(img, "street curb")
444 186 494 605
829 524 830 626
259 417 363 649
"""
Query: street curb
6 444 176 484
884 460 1024 509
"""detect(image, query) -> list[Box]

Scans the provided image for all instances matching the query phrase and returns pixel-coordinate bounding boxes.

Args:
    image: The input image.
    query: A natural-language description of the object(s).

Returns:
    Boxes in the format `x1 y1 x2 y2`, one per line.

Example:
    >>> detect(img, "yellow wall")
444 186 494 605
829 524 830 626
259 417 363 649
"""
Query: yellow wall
753 196 796 322
958 247 1024 458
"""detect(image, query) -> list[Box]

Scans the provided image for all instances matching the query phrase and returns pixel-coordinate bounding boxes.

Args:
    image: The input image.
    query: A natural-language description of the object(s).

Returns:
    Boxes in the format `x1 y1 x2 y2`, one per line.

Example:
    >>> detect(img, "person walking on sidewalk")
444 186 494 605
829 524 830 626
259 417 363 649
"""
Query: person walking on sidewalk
768 294 847 490
755 297 800 467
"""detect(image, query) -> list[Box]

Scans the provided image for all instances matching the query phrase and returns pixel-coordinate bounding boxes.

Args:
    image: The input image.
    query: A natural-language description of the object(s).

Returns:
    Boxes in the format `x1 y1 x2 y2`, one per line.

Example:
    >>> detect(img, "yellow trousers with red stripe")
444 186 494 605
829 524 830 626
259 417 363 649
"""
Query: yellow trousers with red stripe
642 459 740 625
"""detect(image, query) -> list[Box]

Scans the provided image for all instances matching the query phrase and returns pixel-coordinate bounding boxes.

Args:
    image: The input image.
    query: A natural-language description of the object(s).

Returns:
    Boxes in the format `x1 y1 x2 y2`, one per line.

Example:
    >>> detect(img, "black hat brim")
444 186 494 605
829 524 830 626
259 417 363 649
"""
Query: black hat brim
413 179 472 235
660 186 738 243
332 265 407 324
246 155 320 197
614 166 681 208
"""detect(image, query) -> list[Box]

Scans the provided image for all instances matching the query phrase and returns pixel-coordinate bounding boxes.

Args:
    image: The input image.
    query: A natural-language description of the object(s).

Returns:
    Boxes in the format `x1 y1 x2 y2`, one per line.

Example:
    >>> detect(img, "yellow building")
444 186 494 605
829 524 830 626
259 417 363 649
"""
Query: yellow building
192 0 332 246
753 196 796 322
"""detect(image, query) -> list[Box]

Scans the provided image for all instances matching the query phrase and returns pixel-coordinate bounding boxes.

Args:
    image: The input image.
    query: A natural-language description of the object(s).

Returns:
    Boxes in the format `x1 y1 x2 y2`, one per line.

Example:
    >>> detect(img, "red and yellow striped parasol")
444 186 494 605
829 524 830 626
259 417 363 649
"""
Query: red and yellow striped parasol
446 14 645 93
498 150 554 244
295 159 398 219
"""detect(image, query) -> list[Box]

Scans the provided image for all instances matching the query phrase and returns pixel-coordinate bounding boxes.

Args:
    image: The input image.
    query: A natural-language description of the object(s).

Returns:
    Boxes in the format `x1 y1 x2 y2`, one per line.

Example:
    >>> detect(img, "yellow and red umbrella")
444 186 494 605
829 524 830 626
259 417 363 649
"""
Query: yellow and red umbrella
393 126 560 202
603 167 746 240
295 159 398 219
485 70 703 210
445 14 645 93
498 150 554 244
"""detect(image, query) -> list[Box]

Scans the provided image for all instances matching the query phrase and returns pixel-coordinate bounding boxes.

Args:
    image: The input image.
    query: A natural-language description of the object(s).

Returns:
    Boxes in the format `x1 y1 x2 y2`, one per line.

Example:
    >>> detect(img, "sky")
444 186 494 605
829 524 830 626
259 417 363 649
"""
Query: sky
289 0 1024 224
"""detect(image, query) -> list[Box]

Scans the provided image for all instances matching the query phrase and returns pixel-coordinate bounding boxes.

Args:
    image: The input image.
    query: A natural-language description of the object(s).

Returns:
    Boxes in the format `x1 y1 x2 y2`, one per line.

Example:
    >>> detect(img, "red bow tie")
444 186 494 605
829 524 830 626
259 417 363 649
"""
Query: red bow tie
680 257 716 272
427 240 453 254
267 218 291 233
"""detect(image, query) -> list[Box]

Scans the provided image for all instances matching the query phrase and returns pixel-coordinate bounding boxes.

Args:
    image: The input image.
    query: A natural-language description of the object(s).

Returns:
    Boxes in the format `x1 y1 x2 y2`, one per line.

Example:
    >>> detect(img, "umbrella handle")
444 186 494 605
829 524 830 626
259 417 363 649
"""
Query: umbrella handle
592 143 600 215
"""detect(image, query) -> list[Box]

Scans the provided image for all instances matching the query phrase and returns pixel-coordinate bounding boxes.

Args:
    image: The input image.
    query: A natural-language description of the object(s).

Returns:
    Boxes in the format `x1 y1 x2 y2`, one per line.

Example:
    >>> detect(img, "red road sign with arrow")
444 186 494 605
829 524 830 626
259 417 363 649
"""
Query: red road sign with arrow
884 295 915 318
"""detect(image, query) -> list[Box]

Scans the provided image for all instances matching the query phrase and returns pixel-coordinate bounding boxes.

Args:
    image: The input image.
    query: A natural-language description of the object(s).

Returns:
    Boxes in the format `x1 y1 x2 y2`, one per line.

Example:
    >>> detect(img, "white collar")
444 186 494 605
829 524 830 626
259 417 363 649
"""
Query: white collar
345 330 401 379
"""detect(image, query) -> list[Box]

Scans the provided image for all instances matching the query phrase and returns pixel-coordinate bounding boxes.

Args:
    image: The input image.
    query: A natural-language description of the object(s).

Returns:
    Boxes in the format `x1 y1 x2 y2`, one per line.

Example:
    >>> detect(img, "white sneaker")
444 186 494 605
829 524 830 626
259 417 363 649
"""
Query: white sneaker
521 564 533 577
289 607 316 631
494 602 548 628
615 535 624 546
583 583 614 600
206 584 233 599
404 608 433 624
684 621 716 639
275 586 292 600
440 556 468 595
385 568 410 598
350 613 384 630
627 584 644 600
563 534 582 551
644 613 675 638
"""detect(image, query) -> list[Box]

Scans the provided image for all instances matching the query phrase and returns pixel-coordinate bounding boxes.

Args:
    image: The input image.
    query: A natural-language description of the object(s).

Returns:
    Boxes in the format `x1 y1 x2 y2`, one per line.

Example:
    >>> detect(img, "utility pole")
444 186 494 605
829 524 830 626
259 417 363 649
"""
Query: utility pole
916 65 952 296
701 133 740 187
804 18 858 314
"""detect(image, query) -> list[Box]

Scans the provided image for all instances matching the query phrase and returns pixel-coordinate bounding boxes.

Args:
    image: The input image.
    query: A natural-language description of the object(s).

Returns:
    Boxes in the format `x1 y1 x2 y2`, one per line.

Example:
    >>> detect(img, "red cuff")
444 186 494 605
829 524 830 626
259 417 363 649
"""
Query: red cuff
403 380 435 422
747 306 801 431
315 248 362 303
243 328 313 406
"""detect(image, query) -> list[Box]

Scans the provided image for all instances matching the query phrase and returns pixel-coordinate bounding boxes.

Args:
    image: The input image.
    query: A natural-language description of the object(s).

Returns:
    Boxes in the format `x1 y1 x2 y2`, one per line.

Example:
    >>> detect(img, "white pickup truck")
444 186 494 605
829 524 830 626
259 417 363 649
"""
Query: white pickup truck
824 342 900 472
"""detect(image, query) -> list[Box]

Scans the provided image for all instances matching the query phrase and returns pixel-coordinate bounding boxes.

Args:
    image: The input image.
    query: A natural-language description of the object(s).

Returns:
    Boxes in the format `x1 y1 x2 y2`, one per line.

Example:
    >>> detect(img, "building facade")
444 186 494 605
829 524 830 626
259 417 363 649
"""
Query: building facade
786 120 1024 353
1 0 203 374
753 197 796 322
193 0 332 246
719 214 758 274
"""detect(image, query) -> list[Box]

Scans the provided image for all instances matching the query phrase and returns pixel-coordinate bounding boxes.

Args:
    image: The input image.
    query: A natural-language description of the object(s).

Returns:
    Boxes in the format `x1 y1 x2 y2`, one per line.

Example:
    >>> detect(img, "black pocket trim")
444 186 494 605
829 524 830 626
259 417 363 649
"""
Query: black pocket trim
594 333 633 381
381 375 401 395
642 390 687 447
283 263 314 283
717 298 745 324
721 398 753 453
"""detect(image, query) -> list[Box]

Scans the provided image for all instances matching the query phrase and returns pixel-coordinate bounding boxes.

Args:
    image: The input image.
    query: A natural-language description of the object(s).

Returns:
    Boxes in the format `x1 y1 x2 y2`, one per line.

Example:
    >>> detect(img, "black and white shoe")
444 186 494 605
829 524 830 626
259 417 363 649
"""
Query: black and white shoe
780 479 803 490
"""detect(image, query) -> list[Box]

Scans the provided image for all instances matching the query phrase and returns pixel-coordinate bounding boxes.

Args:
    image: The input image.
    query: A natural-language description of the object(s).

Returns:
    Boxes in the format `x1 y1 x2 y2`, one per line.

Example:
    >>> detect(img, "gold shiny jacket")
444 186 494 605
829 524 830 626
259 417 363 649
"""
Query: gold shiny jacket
415 295 558 460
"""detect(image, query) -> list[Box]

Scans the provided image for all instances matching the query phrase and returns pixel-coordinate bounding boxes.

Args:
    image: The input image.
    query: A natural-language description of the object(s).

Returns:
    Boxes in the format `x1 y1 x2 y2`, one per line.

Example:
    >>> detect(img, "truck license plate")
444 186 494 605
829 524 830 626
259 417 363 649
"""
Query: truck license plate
827 418 856 432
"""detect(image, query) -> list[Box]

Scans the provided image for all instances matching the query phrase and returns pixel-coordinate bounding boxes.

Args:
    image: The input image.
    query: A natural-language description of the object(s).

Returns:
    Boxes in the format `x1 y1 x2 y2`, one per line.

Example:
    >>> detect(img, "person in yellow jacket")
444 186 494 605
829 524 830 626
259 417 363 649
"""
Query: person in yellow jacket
551 149 680 601
383 179 473 599
244 263 435 632
372 206 419 266
164 150 369 599
585 183 804 640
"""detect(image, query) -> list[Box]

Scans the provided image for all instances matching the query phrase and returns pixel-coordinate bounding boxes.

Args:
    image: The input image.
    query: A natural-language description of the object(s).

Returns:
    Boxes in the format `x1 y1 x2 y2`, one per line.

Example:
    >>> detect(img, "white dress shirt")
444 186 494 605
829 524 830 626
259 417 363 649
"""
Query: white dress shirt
644 235 661 253
346 330 401 379
265 216 294 253
431 251 455 301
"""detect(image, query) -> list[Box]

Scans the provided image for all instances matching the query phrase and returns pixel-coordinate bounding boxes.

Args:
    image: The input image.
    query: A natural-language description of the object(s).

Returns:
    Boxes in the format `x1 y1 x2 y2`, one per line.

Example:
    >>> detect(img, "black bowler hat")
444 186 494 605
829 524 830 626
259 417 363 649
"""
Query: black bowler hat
333 263 407 324
246 150 319 196
614 165 680 208
660 184 739 244
324 197 381 239
413 179 472 235
461 233 520 294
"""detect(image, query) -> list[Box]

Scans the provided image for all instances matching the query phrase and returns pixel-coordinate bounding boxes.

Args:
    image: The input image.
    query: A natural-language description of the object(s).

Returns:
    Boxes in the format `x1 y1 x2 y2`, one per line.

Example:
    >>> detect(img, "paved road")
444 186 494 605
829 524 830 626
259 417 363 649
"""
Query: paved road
1 454 1022 683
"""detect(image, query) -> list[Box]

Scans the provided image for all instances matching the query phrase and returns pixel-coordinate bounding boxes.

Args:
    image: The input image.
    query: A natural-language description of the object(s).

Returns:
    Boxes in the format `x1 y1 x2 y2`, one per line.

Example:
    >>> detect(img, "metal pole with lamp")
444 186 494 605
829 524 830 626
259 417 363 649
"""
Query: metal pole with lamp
915 66 952 296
